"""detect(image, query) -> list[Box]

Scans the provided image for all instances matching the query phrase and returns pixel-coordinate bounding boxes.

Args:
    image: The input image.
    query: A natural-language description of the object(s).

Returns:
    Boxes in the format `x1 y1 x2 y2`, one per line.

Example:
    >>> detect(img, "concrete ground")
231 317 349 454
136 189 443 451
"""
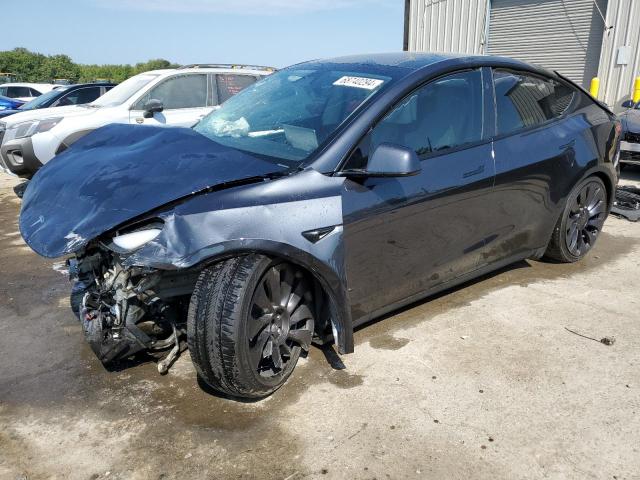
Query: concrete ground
1 169 639 480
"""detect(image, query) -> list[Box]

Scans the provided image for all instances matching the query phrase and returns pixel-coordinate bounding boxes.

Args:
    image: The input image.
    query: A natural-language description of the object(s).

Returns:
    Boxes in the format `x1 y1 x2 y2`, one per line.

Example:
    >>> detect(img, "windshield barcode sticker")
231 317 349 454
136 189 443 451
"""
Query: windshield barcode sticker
333 76 384 90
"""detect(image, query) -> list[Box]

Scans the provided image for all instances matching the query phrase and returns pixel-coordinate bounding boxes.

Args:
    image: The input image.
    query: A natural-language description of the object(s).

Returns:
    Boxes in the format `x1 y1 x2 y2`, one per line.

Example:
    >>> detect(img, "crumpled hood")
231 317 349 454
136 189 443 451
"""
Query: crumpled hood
20 123 288 258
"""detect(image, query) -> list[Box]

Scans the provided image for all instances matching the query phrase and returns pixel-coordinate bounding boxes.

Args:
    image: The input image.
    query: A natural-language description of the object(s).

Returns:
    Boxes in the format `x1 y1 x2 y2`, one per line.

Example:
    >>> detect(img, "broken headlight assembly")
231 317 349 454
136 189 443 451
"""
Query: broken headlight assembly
107 219 164 252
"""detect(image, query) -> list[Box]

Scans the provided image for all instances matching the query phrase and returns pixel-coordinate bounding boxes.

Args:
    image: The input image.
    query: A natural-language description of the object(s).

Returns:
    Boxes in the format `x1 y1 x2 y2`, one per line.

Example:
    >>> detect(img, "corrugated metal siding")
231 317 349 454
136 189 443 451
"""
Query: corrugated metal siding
487 0 608 87
407 0 489 54
597 0 640 109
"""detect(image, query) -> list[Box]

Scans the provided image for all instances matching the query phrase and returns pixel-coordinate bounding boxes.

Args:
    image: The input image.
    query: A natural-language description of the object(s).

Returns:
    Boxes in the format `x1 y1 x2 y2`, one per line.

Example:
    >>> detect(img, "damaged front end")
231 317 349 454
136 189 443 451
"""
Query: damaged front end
69 244 197 372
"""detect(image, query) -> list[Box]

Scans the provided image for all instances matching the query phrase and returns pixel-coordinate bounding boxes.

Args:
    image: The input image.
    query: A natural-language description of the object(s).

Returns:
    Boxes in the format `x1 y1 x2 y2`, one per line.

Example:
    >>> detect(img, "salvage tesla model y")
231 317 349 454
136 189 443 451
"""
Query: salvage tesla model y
20 53 620 398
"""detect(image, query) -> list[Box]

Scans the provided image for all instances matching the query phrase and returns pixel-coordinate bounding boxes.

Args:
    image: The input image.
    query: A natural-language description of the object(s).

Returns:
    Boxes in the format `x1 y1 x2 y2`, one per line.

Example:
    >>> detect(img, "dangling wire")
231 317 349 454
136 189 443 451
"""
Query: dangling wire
591 0 613 32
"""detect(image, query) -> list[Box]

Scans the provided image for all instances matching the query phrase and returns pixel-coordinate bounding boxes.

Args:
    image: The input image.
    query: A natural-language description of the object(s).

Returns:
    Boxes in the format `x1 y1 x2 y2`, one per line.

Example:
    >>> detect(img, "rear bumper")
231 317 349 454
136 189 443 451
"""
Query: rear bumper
620 140 640 165
621 140 640 153
0 136 43 178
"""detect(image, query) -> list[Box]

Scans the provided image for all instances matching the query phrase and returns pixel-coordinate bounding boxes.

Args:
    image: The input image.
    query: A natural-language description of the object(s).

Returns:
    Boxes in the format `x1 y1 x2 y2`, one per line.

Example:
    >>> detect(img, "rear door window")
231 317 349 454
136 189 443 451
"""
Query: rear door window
493 70 576 136
215 74 257 104
135 74 207 110
56 87 102 106
7 86 32 98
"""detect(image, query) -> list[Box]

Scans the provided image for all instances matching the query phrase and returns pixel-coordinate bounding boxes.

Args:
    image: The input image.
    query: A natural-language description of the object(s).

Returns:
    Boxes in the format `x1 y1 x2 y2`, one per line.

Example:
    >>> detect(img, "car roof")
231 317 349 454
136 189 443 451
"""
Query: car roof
294 52 539 79
144 66 275 78
0 82 56 87
62 82 117 88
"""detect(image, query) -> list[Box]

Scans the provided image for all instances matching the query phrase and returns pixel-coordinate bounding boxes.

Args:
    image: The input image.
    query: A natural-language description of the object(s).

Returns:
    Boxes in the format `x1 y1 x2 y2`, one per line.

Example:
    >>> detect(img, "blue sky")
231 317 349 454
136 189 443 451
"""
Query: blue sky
3 0 404 68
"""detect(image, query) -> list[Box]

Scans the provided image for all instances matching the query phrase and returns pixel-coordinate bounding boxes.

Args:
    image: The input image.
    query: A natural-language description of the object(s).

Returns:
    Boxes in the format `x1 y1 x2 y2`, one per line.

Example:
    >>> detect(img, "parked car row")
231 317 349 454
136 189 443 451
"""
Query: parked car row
0 82 63 101
0 82 116 119
0 64 273 177
17 53 621 399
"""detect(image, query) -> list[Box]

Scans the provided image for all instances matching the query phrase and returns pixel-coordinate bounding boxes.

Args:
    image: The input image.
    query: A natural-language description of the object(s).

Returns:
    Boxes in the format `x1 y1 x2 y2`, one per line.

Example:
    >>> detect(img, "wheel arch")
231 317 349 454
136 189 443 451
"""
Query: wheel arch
588 169 615 210
56 129 95 155
186 239 355 355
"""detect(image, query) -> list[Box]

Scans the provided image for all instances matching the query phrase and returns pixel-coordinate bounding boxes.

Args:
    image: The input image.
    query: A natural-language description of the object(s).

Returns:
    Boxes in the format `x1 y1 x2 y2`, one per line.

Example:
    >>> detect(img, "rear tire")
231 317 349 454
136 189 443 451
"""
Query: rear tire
187 254 315 399
544 176 608 263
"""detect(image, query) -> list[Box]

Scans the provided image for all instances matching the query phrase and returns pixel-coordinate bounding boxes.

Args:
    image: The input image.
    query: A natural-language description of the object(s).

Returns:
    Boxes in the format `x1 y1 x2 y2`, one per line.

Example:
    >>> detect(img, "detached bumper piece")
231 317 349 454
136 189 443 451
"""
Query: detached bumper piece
13 180 29 199
611 185 640 222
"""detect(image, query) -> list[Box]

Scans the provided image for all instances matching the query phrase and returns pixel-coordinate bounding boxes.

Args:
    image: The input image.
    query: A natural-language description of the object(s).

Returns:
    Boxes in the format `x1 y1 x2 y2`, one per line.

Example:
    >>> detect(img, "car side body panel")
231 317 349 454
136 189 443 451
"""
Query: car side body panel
18 53 620 357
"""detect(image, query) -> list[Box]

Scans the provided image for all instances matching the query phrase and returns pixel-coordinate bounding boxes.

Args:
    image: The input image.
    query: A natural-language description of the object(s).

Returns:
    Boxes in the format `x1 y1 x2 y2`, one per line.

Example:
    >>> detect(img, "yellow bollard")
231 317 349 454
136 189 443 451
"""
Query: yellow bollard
590 77 600 99
633 77 640 104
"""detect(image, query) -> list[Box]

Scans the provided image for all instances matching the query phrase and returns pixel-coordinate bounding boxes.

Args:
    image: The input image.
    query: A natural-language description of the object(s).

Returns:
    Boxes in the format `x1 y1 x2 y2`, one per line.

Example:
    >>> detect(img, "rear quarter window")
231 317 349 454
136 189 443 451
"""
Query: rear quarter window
493 70 577 136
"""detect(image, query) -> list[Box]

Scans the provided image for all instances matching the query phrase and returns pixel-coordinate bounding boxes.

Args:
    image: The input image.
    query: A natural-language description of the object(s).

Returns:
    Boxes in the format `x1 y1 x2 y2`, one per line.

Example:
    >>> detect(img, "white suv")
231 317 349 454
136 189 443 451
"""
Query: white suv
0 65 274 178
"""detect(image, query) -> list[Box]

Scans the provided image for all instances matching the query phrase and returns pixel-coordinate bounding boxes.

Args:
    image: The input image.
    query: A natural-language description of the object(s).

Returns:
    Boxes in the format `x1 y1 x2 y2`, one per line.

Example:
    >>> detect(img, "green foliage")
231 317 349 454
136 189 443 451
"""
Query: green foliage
0 48 178 84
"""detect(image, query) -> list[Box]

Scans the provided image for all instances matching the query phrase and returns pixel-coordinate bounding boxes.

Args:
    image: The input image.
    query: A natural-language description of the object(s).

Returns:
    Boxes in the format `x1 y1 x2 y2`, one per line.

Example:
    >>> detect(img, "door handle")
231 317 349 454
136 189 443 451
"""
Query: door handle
463 164 485 178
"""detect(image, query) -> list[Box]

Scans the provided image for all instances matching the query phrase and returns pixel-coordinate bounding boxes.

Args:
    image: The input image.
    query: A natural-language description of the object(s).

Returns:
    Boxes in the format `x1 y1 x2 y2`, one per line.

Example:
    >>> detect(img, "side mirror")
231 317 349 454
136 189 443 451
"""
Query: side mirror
143 99 164 118
357 143 421 177
621 99 635 109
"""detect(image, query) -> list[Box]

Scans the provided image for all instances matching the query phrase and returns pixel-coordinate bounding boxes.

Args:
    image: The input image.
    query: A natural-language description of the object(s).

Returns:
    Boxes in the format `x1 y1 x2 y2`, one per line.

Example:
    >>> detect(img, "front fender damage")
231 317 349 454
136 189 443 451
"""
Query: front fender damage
67 169 353 370
123 170 354 354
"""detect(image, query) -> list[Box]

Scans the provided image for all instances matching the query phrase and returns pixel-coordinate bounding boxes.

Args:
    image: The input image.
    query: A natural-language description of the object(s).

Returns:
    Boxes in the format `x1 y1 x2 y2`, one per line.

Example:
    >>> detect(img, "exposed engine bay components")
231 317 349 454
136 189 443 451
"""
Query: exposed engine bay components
69 248 196 371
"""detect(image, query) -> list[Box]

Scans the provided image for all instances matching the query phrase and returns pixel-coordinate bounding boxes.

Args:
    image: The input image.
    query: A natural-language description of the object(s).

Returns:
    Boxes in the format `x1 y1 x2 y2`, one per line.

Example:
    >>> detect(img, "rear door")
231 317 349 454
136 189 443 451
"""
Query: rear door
130 73 211 126
213 74 259 105
341 68 496 320
482 69 583 266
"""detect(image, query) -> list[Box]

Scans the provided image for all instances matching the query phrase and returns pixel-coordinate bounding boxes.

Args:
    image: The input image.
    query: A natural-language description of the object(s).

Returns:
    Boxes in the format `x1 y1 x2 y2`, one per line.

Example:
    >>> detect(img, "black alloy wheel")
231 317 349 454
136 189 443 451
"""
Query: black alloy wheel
545 176 608 263
564 179 607 256
188 254 316 398
248 263 315 377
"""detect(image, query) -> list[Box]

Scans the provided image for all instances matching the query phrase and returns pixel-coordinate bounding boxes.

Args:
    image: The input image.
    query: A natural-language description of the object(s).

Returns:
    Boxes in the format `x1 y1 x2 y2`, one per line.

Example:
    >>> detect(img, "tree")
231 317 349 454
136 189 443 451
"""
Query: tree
0 47 177 84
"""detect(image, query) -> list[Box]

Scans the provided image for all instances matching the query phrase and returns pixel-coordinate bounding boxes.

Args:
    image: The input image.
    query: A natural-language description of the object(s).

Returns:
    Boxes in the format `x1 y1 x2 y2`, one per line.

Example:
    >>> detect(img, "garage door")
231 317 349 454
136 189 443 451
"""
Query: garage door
487 0 608 87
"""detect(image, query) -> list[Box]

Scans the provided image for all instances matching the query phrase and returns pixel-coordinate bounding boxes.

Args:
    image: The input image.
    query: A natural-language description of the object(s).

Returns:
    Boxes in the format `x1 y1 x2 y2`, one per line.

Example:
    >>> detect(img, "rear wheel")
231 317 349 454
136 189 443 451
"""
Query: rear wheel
187 254 315 398
544 176 608 263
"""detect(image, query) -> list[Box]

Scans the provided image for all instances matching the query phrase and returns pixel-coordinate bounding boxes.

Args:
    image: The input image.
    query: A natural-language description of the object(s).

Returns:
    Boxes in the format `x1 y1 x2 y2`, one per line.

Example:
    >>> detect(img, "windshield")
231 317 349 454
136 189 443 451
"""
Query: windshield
91 74 158 108
20 88 69 110
195 68 391 163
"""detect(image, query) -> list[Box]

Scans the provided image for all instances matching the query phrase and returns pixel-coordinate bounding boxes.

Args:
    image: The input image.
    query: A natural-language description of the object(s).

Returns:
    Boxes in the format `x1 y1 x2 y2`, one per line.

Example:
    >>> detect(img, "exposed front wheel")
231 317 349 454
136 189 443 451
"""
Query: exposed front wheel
544 176 608 263
187 255 315 398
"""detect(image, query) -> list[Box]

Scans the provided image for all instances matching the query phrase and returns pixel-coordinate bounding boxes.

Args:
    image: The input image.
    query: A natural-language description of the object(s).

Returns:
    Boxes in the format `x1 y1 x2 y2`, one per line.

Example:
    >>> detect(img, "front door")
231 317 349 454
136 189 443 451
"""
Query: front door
130 73 212 127
341 69 496 320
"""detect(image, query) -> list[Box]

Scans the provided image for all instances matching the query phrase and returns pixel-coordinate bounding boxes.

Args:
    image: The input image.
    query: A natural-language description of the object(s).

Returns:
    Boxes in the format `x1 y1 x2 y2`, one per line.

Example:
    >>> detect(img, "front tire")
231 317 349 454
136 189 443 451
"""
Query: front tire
544 176 608 263
187 254 315 398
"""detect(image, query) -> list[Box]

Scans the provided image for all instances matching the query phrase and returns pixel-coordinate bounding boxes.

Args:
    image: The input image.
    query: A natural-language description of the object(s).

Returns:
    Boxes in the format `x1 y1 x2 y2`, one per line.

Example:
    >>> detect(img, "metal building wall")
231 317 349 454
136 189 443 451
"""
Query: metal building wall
487 0 608 87
404 0 638 109
597 0 640 109
406 0 489 54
